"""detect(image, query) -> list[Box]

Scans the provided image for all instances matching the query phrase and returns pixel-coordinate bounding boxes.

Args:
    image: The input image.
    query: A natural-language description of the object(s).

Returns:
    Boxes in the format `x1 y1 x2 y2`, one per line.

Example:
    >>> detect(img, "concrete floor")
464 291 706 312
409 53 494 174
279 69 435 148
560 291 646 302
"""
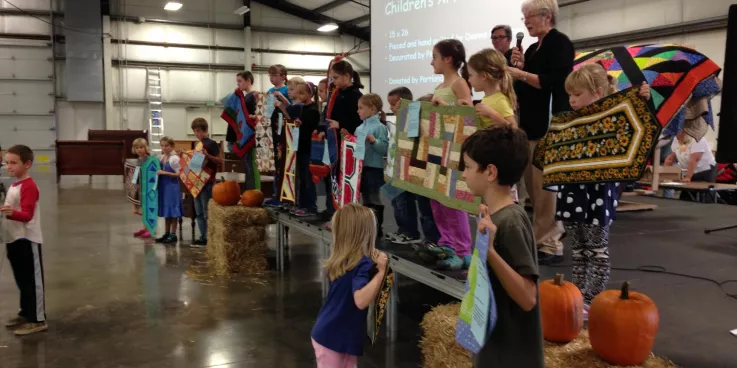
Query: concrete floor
1 169 736 367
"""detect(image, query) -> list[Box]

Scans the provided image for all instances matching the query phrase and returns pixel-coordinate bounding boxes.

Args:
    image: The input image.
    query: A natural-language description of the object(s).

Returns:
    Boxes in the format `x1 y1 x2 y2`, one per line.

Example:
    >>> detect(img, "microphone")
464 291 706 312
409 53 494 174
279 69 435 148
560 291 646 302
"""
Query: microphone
514 32 524 67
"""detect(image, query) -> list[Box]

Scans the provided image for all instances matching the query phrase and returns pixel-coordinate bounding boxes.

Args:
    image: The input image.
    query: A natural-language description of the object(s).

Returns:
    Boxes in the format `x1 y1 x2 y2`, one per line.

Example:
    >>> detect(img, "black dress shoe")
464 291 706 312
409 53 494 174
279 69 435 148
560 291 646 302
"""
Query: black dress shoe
537 251 564 265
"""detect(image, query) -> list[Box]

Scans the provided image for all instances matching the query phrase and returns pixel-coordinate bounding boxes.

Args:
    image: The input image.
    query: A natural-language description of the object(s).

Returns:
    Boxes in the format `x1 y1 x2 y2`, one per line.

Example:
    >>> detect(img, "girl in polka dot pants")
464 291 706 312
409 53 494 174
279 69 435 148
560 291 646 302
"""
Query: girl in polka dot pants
557 64 651 317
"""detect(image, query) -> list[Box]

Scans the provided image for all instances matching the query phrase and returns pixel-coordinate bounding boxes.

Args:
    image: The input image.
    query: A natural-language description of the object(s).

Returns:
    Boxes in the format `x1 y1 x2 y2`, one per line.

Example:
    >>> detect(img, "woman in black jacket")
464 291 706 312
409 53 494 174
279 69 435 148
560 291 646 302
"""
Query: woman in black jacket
507 0 572 265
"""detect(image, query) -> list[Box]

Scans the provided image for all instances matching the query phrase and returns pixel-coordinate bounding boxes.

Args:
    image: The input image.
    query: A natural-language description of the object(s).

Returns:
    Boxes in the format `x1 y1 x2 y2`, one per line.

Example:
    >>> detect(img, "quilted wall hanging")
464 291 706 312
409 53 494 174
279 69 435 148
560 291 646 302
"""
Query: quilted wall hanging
390 100 481 213
179 150 213 198
280 120 297 204
221 89 256 159
253 92 276 174
124 160 140 206
532 87 662 186
367 268 394 345
141 156 161 233
574 44 721 128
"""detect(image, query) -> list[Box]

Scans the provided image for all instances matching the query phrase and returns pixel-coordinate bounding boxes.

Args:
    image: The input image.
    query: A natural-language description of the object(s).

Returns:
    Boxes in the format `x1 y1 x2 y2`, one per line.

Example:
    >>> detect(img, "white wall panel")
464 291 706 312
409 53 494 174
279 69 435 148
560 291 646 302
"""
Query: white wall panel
0 15 51 35
111 21 244 48
0 116 56 151
56 101 104 140
113 68 237 102
110 104 227 140
0 47 53 78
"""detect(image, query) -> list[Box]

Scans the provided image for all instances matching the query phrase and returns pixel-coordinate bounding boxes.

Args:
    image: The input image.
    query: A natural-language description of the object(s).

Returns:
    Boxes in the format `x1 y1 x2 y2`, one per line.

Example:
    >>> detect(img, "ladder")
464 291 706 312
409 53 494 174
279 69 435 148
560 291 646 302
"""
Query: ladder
146 68 164 153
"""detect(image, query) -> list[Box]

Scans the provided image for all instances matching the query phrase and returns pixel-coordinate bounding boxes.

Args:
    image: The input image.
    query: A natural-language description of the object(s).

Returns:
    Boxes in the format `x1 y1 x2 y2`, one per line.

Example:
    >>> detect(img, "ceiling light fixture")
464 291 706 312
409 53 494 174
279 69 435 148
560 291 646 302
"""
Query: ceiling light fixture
318 23 339 32
164 2 183 11
234 5 250 15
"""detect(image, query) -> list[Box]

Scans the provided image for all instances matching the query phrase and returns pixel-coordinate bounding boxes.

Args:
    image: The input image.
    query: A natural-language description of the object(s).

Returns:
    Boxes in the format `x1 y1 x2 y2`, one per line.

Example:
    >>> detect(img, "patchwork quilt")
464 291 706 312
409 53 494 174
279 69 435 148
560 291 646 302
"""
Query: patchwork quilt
331 130 363 208
390 100 481 213
367 268 394 345
532 87 662 186
141 156 161 233
179 150 213 198
280 120 297 204
124 160 140 206
221 89 256 159
253 92 276 174
575 44 721 128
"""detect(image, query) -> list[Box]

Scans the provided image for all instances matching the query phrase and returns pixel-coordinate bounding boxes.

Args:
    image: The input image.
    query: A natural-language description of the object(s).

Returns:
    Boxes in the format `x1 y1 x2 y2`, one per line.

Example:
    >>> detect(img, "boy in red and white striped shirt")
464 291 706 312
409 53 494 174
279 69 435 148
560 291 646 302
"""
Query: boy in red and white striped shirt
1 145 47 336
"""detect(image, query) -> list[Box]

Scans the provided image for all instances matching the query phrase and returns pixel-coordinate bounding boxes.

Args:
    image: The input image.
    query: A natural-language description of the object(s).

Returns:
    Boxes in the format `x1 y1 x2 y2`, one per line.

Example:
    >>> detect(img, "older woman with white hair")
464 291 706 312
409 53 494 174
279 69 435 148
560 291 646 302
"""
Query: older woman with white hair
507 0 573 266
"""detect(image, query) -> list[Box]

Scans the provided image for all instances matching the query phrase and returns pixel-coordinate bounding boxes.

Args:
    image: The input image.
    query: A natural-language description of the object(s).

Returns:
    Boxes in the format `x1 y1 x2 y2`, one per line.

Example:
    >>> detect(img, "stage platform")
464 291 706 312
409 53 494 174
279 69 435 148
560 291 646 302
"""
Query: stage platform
271 195 737 368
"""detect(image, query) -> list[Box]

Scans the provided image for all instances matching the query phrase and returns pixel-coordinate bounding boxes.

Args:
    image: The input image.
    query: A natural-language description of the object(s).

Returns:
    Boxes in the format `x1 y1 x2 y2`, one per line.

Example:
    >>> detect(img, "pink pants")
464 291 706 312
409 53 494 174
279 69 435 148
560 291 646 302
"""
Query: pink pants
312 338 358 368
430 200 471 256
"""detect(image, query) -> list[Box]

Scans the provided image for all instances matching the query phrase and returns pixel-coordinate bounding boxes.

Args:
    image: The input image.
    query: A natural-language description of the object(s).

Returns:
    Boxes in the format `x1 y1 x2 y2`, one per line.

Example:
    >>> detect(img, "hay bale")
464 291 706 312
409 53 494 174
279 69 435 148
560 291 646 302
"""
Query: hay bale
207 201 273 275
420 304 472 368
419 303 678 368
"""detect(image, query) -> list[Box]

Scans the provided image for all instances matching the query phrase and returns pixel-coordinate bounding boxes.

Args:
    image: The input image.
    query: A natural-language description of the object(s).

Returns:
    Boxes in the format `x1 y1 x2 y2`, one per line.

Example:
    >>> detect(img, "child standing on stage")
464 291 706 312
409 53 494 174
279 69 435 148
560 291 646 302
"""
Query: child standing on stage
293 81 321 217
265 64 291 208
465 48 520 203
2 145 48 336
460 126 543 367
427 39 474 270
191 118 223 248
132 138 152 239
560 64 650 318
354 94 389 236
155 136 183 244
311 203 389 368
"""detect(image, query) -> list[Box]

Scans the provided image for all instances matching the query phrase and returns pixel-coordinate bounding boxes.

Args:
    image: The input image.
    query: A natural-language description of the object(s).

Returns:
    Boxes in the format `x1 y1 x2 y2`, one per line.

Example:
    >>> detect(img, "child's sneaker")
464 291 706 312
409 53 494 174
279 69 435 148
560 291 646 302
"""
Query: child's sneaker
264 199 282 208
384 232 401 242
133 229 146 237
190 239 207 248
139 230 151 239
294 209 314 217
392 234 422 245
437 254 464 270
5 316 26 328
154 233 170 243
162 234 178 244
13 322 48 336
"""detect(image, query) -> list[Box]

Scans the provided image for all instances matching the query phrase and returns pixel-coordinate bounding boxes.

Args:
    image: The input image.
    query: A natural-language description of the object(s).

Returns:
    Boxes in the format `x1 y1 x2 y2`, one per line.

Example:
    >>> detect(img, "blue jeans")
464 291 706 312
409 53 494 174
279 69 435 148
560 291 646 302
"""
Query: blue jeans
391 192 440 242
194 182 214 241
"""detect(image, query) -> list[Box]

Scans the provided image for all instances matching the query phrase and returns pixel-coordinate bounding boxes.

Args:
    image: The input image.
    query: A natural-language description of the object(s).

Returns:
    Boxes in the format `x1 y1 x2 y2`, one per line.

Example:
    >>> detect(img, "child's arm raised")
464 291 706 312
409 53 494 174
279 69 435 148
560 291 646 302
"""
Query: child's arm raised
353 252 389 310
478 207 538 312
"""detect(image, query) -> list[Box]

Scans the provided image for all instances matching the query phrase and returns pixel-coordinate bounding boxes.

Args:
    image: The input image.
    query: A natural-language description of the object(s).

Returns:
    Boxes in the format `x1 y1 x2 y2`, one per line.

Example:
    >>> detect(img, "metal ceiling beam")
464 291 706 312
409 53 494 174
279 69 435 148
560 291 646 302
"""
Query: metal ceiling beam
572 15 728 50
0 8 62 17
343 13 369 26
110 39 342 56
111 59 369 75
313 0 350 14
109 14 244 30
251 0 369 40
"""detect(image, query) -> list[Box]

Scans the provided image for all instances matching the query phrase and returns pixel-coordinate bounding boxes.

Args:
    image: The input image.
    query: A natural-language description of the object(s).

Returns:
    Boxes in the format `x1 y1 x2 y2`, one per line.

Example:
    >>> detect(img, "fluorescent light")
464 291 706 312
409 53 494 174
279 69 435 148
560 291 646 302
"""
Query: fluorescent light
234 5 250 15
164 2 183 11
318 23 339 32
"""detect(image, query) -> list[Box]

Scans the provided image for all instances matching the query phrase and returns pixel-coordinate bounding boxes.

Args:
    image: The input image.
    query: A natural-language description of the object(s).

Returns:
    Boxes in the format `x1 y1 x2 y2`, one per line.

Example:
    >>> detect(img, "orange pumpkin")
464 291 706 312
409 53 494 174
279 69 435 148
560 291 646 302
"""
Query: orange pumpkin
241 189 265 207
212 178 241 205
539 273 584 343
589 281 659 366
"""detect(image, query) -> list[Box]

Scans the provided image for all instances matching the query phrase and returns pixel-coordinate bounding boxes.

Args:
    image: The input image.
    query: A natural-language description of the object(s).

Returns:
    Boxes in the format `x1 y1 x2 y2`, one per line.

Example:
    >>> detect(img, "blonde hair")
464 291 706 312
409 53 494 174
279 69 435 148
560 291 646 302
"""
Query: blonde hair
287 76 306 87
565 63 617 97
159 136 175 146
324 203 377 281
522 0 559 26
132 138 150 155
359 93 383 112
468 48 517 108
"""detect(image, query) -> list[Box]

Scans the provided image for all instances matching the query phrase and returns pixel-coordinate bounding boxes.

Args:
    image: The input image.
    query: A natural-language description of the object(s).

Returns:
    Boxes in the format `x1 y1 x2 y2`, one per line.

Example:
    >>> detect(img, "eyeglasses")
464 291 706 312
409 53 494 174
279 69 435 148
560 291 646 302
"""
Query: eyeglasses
491 36 508 41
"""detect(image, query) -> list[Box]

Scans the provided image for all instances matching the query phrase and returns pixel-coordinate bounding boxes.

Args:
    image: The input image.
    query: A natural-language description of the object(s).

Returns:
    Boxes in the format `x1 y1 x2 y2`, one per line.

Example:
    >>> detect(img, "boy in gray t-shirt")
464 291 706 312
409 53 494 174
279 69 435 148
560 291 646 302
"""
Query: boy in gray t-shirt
460 125 544 367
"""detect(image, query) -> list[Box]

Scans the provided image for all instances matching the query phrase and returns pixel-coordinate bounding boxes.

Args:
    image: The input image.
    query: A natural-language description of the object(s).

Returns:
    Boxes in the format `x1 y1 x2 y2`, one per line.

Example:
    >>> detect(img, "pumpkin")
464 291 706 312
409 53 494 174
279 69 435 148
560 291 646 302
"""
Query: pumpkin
241 189 265 207
589 281 659 366
212 177 241 206
539 273 584 343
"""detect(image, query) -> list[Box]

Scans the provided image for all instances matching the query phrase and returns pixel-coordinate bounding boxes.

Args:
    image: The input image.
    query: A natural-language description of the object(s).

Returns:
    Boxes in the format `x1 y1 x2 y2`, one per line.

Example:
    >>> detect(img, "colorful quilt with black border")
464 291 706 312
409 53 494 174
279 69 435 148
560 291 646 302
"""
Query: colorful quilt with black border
575 44 721 127
280 120 297 204
221 88 256 159
253 91 275 174
390 100 481 213
332 130 362 208
179 150 213 198
141 156 161 233
532 87 661 186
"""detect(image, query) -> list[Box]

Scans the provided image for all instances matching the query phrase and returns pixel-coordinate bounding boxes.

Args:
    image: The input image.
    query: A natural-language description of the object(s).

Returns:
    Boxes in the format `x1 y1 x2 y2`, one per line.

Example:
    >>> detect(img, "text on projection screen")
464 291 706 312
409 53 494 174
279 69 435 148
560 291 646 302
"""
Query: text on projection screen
370 0 532 103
